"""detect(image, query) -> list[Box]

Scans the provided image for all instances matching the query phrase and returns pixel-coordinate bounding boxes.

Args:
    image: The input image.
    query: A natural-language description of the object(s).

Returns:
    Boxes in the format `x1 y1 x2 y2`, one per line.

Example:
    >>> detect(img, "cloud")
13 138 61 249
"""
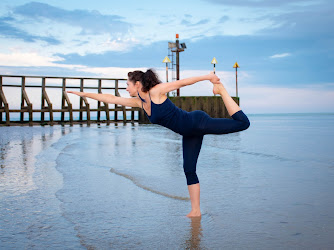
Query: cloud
13 1 132 35
99 37 141 52
0 51 84 69
181 18 210 27
203 0 325 7
204 0 333 40
218 15 229 23
263 11 333 39
0 16 61 45
0 2 139 55
76 66 149 79
241 83 334 113
270 53 291 58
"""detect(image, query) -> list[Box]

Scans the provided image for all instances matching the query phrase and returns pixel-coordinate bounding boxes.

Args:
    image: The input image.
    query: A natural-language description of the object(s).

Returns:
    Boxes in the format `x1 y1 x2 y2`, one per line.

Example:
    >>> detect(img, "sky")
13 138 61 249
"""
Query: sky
0 0 333 114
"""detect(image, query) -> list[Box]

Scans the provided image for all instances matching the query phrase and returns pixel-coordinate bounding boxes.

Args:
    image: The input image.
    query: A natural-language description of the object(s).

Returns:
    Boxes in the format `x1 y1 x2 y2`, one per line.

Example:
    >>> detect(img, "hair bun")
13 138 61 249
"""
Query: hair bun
128 68 161 92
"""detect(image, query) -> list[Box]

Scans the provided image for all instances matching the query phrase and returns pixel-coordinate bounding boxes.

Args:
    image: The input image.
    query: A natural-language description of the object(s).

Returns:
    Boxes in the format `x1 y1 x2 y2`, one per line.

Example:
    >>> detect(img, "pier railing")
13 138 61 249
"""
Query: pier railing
0 75 140 126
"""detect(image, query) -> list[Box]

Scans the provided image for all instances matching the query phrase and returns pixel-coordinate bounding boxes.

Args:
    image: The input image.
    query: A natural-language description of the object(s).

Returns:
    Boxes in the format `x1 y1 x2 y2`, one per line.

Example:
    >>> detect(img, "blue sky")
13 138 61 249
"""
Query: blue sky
0 0 333 114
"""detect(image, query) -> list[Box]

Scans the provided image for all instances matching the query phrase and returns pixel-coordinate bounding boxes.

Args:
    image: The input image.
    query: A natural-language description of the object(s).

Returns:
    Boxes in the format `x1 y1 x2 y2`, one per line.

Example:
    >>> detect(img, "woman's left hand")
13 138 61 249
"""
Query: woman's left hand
67 90 86 97
208 71 220 84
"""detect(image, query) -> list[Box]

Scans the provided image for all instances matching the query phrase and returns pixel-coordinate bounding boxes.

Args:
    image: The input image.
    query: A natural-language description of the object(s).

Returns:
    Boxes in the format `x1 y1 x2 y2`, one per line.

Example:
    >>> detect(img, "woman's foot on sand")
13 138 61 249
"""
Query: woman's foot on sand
213 82 224 95
186 209 202 217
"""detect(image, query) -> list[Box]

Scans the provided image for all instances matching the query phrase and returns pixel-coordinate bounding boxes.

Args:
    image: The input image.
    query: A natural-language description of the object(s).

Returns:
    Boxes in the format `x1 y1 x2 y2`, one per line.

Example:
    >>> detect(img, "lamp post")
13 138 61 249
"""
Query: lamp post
171 34 186 96
163 56 171 97
211 57 218 74
211 57 218 96
233 62 239 98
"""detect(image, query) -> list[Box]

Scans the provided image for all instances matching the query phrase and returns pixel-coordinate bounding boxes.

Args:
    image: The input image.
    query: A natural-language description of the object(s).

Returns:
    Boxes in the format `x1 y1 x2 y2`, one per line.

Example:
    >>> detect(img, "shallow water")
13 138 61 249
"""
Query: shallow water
1 113 334 249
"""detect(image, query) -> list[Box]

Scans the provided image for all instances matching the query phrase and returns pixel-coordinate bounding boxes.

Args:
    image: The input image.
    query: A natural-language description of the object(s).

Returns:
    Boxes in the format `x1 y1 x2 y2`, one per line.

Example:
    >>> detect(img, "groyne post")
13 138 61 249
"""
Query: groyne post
41 77 54 126
0 76 10 125
20 76 33 126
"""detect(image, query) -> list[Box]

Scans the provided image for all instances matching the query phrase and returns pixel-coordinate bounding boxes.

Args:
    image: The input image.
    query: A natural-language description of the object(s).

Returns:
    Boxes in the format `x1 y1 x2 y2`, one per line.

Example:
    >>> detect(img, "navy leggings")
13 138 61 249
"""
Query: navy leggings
183 110 250 185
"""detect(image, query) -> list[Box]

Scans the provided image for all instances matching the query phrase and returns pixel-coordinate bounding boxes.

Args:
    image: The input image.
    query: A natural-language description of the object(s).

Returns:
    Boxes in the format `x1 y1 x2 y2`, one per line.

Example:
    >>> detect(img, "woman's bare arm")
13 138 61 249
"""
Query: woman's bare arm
157 72 220 95
67 91 140 108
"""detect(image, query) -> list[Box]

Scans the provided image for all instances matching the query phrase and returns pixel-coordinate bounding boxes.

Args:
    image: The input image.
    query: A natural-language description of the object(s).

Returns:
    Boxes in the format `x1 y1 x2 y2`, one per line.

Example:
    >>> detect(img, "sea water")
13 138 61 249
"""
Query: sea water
1 113 334 249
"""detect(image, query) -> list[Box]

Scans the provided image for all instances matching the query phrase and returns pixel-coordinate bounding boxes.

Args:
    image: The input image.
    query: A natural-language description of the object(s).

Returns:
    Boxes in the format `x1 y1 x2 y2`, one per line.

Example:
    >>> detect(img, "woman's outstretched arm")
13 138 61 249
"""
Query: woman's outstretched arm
66 91 140 108
158 72 220 95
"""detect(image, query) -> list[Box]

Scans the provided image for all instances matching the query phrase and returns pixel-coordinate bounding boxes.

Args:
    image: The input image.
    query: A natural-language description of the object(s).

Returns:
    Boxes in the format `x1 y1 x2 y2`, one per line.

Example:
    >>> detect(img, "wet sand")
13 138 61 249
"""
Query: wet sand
1 113 334 249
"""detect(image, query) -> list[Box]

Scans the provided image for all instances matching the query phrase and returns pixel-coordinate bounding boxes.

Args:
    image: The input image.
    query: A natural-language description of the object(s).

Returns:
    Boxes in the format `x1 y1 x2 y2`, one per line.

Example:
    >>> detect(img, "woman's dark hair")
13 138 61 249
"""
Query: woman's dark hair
128 68 161 92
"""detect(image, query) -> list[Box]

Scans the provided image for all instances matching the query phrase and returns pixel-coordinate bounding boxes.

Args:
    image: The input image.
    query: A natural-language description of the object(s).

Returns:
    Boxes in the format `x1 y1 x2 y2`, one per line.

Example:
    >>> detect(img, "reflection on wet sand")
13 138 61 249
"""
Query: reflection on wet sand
182 216 204 250
0 126 71 197
0 131 36 195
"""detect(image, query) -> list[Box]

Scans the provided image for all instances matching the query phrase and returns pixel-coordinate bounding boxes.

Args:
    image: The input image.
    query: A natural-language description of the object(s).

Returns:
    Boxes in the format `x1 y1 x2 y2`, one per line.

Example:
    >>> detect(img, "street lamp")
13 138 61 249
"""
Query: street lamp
211 57 218 96
233 62 239 98
211 57 218 74
162 56 171 97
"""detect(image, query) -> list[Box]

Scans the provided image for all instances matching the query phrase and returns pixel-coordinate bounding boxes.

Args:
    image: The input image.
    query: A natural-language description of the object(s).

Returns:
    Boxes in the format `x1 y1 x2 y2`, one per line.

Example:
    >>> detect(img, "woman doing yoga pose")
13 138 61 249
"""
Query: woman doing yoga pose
67 69 250 218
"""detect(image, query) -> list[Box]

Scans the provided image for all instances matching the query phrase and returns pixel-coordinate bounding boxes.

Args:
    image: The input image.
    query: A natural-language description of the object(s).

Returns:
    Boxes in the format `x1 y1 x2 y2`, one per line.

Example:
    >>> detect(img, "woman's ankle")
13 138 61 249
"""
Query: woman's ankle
191 207 201 211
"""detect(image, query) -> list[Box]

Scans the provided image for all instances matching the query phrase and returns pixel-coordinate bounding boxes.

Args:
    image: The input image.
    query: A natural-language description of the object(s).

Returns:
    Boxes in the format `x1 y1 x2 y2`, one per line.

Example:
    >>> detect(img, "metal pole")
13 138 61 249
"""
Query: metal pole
166 62 169 97
176 36 180 96
236 67 238 98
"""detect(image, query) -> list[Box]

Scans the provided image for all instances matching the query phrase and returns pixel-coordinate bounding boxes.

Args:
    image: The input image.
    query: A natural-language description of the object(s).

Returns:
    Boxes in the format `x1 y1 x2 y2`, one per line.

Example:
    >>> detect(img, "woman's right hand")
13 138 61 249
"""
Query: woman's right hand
208 71 220 84
67 90 86 97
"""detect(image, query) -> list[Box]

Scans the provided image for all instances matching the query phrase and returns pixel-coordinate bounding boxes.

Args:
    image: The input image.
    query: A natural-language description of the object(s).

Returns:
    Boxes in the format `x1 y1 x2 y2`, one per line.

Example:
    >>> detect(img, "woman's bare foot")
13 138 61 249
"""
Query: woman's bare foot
186 209 202 217
213 82 225 95
208 71 220 84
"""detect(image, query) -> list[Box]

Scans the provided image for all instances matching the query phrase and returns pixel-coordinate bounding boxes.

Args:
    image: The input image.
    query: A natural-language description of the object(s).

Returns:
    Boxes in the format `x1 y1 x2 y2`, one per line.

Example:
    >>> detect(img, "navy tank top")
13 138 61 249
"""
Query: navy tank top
138 90 193 136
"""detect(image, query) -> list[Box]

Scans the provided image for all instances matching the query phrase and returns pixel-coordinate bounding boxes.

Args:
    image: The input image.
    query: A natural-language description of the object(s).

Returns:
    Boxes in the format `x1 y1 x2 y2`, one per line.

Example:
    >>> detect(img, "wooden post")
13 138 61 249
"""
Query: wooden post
0 76 10 125
85 98 90 126
61 78 65 122
20 76 33 126
62 78 73 126
0 76 2 123
100 79 110 125
131 108 135 122
77 78 91 125
97 79 102 121
20 76 25 123
114 79 118 121
41 77 45 122
41 78 54 126
80 78 84 121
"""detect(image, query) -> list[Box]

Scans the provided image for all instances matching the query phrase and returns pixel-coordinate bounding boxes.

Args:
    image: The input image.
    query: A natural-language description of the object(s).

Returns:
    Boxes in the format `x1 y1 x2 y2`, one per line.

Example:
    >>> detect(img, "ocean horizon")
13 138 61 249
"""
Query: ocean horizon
3 111 334 123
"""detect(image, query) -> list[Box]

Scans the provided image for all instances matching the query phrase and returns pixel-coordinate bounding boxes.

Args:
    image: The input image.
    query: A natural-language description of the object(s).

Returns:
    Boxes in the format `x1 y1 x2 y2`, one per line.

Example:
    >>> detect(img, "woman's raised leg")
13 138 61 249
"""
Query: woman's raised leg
195 82 251 135
198 109 250 135
213 81 241 117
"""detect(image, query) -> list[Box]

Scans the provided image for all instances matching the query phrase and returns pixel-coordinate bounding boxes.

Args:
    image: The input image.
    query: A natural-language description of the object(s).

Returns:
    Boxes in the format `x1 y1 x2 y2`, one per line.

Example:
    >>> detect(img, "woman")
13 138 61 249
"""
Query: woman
67 68 250 218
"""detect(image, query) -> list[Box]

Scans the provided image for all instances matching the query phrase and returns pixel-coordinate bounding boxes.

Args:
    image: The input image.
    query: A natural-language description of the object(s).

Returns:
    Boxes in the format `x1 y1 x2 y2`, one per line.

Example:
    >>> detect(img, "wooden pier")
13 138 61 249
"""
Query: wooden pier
0 74 239 127
0 74 137 126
